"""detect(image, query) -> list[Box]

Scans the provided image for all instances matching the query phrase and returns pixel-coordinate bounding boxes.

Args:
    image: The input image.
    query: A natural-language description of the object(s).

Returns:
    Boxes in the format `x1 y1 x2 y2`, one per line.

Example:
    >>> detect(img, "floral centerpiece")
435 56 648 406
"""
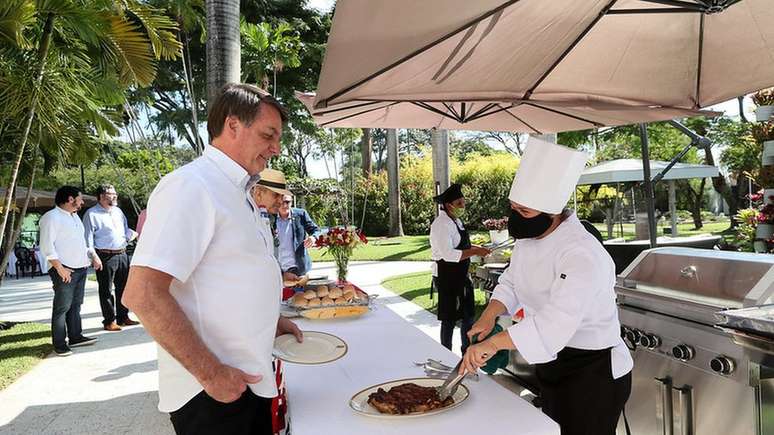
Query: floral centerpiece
482 217 509 244
314 226 368 282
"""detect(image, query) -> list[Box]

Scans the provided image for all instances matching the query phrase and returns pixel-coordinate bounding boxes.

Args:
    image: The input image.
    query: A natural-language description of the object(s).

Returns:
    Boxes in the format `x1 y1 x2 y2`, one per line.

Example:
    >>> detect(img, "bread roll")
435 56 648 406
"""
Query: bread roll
328 287 343 299
316 285 329 297
342 290 355 302
303 289 317 300
321 296 334 305
333 297 346 306
291 294 308 307
342 284 356 293
308 297 321 307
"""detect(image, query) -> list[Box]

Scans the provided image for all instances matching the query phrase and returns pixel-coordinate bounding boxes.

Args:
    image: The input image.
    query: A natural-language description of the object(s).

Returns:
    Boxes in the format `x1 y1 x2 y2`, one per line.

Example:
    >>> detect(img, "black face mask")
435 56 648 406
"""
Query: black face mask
508 209 553 239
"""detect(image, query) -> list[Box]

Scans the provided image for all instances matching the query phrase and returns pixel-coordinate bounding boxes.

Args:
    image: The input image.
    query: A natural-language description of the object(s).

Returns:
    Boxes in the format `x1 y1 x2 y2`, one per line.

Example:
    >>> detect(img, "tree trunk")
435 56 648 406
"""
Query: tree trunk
690 178 706 230
360 128 372 177
206 0 240 109
0 161 38 283
181 31 204 153
605 206 614 239
386 129 404 237
0 14 54 253
703 148 738 228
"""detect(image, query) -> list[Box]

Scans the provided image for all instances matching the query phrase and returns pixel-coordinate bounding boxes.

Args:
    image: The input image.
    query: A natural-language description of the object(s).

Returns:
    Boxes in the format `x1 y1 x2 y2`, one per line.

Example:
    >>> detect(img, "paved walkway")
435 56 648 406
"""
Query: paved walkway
0 261 461 435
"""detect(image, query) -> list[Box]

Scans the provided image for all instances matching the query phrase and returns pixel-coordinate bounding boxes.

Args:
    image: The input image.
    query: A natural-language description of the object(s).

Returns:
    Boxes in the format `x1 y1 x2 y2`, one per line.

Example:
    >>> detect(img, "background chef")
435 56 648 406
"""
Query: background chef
429 183 491 354
461 137 633 435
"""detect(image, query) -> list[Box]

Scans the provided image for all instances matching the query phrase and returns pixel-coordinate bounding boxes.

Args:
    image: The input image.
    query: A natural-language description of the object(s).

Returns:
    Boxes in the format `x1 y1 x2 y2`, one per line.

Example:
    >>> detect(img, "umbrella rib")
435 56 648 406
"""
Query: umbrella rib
524 102 603 128
607 8 701 14
319 0 523 107
467 103 498 120
443 102 463 121
313 100 388 116
413 101 461 122
694 13 704 108
465 104 514 122
319 102 401 127
638 0 705 10
502 106 542 134
522 0 619 100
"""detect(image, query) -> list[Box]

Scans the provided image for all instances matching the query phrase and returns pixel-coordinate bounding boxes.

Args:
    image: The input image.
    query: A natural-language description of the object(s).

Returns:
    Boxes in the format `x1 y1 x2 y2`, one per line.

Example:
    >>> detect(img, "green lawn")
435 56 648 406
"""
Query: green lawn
310 236 432 262
591 220 731 241
0 322 52 390
381 271 489 319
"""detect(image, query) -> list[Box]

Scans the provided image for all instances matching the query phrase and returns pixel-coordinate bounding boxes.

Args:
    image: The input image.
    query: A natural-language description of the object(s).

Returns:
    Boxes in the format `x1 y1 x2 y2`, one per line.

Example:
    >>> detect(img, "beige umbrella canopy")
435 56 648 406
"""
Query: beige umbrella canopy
309 0 771 131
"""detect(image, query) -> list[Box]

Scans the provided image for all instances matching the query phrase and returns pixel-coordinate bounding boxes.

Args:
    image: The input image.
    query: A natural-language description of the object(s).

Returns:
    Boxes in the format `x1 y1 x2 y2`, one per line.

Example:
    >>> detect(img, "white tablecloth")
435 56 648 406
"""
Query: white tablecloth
283 301 560 435
6 249 47 276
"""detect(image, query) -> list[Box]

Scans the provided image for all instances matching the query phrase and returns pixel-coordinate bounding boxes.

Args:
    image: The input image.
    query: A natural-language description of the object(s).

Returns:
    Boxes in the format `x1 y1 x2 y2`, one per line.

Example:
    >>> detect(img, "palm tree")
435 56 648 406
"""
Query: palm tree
206 0 240 108
0 0 182 251
386 129 404 236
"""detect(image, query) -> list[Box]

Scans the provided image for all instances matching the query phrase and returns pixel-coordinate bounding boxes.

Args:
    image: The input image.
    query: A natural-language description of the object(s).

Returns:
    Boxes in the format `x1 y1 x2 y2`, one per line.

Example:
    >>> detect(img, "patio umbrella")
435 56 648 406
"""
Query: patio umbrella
313 0 773 117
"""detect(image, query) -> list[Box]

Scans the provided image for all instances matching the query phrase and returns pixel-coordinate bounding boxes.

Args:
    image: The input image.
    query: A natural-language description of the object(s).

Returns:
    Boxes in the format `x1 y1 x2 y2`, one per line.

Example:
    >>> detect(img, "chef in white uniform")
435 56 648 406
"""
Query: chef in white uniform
461 137 633 435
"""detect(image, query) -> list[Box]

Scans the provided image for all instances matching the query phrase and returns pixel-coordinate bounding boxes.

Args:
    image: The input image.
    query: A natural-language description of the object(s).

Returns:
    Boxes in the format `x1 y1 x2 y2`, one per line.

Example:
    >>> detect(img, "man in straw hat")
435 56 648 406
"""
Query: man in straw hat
430 183 491 354
252 167 292 256
123 84 302 435
461 137 632 435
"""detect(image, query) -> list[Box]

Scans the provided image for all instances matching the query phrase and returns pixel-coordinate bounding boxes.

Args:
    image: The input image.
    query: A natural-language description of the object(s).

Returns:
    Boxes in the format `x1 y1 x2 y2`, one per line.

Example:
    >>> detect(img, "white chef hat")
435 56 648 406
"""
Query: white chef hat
508 136 588 214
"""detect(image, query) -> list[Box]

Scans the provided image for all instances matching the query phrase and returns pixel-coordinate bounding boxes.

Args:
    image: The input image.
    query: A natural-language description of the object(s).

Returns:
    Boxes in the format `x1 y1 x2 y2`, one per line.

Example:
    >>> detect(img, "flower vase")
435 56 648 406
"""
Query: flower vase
335 258 349 283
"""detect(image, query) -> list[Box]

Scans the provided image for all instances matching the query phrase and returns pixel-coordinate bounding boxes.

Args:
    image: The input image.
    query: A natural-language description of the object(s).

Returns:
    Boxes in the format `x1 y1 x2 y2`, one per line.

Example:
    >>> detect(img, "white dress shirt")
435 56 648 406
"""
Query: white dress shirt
492 213 633 379
131 145 281 412
39 206 92 270
429 211 464 277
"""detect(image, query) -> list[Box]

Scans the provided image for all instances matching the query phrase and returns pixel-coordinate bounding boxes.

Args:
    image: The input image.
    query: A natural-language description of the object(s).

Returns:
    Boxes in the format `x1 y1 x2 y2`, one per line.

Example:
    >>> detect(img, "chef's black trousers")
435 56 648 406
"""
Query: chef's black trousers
535 347 631 435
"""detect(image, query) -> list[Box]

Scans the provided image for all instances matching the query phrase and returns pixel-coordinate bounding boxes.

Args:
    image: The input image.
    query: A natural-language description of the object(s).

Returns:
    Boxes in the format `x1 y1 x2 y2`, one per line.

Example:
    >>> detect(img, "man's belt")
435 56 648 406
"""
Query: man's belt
96 248 126 254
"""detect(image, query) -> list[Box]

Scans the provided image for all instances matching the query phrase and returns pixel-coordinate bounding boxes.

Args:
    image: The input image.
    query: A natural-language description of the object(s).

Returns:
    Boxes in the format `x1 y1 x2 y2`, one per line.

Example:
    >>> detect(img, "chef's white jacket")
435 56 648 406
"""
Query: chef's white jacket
429 211 465 277
492 213 633 379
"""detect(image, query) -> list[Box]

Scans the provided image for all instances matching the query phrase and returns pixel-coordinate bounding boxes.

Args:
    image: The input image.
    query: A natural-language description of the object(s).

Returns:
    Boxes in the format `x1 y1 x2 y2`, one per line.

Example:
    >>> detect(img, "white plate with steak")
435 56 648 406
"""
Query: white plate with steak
349 377 469 418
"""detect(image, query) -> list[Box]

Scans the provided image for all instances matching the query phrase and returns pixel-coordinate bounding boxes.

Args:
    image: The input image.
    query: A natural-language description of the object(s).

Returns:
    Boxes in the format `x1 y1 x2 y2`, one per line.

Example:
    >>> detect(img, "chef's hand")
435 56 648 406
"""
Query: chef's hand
467 315 496 344
473 245 492 257
460 340 498 375
277 317 304 342
201 363 262 403
303 236 315 249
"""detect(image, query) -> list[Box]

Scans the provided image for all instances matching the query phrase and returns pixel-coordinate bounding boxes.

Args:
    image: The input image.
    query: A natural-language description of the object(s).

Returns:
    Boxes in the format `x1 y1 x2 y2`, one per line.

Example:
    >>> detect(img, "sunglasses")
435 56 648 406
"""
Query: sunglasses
282 200 292 204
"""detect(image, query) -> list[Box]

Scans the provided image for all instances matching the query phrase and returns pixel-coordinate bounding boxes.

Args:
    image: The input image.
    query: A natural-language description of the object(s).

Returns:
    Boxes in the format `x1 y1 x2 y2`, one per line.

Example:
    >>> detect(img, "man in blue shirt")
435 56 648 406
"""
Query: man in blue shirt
273 195 319 281
83 184 139 331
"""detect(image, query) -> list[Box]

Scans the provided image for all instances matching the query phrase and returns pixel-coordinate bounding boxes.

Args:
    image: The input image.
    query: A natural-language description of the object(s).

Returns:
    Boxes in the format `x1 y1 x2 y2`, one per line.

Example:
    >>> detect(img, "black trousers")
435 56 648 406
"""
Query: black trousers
96 251 129 325
536 347 631 435
169 389 273 435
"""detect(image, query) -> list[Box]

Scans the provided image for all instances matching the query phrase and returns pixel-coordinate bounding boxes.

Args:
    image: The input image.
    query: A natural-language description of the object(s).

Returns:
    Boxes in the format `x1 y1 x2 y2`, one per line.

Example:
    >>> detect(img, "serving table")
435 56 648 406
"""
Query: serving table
282 292 559 435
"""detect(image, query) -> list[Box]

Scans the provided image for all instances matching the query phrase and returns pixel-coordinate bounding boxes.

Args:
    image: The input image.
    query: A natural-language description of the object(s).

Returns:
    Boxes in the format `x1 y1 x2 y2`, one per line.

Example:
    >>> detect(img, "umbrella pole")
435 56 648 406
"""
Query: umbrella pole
639 123 658 248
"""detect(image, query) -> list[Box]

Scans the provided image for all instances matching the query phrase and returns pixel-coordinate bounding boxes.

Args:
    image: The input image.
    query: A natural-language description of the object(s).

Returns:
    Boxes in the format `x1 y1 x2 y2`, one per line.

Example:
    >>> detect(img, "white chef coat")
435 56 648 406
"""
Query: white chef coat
491 212 633 379
429 211 464 277
131 145 281 412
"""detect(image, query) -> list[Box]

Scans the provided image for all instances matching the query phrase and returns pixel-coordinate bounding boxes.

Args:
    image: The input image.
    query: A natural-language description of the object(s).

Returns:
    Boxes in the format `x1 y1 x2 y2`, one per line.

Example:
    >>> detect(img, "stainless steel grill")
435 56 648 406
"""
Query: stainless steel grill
616 247 774 435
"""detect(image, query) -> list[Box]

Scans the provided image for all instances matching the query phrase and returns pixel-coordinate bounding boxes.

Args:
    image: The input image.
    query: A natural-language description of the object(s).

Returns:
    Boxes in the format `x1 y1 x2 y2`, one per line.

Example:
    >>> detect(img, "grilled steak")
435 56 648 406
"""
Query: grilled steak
367 382 455 415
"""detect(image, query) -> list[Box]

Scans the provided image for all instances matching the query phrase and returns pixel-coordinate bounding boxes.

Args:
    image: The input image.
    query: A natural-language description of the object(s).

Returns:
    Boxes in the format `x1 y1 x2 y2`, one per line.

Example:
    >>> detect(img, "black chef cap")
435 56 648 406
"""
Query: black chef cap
433 183 464 204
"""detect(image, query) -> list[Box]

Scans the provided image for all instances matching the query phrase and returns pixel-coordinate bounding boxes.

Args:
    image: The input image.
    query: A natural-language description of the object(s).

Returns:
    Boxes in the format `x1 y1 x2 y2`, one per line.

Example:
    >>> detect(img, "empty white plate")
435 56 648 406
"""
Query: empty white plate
273 331 347 364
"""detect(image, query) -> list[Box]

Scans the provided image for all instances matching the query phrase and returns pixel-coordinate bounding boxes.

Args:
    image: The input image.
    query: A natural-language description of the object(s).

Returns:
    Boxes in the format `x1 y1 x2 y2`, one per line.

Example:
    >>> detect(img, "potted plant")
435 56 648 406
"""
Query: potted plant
755 203 774 253
314 226 368 283
752 122 774 165
482 217 509 244
753 88 774 122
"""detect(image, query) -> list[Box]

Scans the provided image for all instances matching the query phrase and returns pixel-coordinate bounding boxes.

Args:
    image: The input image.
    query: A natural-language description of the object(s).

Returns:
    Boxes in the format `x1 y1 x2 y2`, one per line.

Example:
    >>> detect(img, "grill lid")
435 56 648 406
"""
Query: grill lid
616 247 774 323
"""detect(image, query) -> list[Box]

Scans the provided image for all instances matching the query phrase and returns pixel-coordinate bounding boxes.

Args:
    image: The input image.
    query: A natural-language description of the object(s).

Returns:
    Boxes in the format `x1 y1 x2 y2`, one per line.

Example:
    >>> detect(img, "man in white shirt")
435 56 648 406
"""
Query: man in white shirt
123 84 302 435
39 186 102 356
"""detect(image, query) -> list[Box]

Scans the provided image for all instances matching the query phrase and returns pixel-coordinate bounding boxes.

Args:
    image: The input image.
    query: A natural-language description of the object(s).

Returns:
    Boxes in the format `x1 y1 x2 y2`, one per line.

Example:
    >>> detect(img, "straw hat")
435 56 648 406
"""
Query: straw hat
256 168 292 196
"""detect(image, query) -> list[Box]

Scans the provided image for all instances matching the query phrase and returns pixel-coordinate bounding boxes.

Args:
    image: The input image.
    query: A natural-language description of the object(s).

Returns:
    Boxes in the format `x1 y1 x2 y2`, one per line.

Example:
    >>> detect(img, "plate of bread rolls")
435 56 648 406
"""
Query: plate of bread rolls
285 284 373 319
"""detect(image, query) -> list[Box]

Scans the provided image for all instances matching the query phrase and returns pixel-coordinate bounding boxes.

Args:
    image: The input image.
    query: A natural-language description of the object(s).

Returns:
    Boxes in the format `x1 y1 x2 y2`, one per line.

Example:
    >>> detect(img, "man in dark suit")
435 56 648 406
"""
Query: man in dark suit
273 195 320 281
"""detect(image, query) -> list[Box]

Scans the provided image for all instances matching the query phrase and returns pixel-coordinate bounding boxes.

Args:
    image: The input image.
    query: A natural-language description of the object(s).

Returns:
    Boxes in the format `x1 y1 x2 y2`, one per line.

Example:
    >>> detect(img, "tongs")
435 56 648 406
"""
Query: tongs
436 359 467 401
486 237 513 252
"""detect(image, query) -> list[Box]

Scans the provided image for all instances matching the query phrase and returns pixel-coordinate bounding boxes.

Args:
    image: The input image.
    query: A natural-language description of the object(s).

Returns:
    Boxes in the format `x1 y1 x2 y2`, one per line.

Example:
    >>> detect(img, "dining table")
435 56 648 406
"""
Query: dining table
280 288 560 435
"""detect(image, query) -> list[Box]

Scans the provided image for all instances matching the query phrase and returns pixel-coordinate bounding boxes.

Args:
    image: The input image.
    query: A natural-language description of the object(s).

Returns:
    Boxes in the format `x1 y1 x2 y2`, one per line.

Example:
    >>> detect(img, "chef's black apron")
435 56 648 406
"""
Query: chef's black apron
434 218 474 322
535 347 631 435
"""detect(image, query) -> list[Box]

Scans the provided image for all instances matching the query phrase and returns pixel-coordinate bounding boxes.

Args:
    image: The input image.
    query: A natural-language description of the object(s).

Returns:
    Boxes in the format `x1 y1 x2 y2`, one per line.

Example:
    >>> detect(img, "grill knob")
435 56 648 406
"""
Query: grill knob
626 329 643 344
637 333 661 349
672 344 695 361
710 356 735 375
